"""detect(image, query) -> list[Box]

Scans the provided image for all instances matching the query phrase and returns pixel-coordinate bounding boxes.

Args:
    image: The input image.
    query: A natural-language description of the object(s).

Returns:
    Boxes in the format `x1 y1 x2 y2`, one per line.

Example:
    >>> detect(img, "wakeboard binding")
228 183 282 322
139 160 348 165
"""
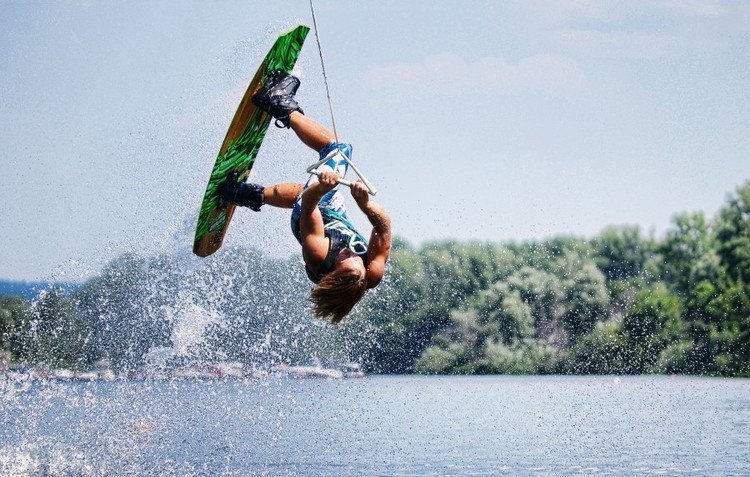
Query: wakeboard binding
217 171 265 211
252 70 304 128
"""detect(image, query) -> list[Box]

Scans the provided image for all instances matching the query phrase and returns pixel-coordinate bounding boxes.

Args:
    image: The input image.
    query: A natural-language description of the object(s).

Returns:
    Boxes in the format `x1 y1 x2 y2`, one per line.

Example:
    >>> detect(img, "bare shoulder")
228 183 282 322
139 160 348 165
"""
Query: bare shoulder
302 235 329 271
365 224 391 289
365 257 386 289
365 237 390 288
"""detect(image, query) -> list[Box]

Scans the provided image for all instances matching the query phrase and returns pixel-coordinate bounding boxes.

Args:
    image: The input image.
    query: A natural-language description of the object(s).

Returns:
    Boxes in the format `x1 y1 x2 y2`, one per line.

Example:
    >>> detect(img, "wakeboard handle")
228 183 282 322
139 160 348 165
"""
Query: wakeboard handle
306 148 377 196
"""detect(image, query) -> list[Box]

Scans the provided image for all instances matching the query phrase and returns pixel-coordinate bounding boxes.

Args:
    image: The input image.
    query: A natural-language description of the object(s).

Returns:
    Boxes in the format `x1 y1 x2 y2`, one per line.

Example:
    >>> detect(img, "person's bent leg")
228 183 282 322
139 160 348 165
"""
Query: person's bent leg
289 111 352 199
289 111 336 152
252 72 339 152
264 183 304 208
218 175 302 211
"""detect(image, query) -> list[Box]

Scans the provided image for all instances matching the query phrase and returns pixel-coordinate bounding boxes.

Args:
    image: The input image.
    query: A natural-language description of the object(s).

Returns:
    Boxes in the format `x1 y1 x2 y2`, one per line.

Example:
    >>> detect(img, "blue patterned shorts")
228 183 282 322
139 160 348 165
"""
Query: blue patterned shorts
290 142 353 243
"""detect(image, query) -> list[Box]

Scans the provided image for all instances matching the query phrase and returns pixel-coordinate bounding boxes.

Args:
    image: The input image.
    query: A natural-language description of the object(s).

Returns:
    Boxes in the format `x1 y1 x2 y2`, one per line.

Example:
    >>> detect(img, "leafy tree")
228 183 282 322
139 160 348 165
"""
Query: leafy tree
655 340 703 374
481 338 557 374
715 181 750 283
14 289 89 369
565 322 630 374
353 242 519 373
658 212 715 294
671 182 750 376
555 252 610 340
412 282 536 374
507 236 593 272
505 267 566 344
0 296 30 357
594 225 652 281
414 339 471 374
686 276 750 375
622 284 685 373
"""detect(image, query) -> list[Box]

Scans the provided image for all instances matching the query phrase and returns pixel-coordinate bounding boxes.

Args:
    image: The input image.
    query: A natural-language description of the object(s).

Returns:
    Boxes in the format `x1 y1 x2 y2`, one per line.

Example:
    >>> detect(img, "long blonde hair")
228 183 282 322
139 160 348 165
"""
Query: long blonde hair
310 267 367 324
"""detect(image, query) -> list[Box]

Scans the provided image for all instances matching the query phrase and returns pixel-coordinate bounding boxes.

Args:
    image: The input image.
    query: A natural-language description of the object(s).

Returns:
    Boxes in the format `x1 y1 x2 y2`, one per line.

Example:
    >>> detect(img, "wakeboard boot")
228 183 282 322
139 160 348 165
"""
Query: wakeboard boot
217 172 265 211
252 70 304 128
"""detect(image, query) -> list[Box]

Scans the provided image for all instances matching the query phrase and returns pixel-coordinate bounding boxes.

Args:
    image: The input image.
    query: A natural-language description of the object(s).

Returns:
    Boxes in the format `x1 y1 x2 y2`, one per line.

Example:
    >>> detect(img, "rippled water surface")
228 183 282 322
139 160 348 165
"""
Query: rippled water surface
1 375 748 476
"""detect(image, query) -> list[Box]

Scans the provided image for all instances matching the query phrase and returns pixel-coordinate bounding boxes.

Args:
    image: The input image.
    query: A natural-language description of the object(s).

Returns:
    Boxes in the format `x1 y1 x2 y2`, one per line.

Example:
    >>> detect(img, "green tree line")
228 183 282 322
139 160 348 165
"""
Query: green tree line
1 182 749 376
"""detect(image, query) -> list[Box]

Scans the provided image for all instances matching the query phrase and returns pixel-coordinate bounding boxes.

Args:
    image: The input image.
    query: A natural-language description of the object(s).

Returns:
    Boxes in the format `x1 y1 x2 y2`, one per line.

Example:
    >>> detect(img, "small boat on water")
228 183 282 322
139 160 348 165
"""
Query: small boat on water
74 371 99 382
51 369 75 380
214 361 245 378
342 363 365 378
278 364 343 379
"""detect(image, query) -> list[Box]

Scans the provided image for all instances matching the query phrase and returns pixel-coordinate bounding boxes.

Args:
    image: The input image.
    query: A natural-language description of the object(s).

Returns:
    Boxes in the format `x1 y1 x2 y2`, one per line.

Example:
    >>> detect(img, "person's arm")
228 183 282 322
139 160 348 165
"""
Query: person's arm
350 180 392 288
299 171 339 269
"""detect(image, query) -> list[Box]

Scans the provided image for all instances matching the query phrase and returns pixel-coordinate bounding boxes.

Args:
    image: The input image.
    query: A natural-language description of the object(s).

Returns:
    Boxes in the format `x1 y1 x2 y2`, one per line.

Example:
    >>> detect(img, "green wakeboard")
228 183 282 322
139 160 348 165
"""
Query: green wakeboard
193 25 309 257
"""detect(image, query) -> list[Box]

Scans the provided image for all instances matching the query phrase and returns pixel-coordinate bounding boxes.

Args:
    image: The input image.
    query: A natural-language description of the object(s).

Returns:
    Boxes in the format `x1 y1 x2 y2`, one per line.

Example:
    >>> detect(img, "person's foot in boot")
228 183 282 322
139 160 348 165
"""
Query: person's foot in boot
217 171 265 211
252 70 304 128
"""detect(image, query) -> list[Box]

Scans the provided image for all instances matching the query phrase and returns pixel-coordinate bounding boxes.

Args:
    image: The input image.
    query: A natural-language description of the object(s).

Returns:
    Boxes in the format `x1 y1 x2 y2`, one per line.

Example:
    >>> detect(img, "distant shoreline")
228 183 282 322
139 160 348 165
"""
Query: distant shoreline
0 280 80 301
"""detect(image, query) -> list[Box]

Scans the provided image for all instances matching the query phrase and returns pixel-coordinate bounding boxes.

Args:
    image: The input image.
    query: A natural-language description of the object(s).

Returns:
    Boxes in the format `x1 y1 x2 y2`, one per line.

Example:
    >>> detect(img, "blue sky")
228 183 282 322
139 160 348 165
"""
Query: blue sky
1 1 749 281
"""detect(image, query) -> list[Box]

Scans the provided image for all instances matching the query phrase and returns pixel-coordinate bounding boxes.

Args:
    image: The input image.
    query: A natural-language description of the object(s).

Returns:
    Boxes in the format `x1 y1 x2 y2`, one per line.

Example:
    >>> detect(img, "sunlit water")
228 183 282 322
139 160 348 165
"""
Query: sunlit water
1 376 748 476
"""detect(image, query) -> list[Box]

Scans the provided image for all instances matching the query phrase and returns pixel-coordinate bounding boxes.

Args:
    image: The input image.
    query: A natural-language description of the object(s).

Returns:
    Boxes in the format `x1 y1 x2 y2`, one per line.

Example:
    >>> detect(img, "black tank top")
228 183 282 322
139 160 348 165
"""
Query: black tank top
305 209 368 284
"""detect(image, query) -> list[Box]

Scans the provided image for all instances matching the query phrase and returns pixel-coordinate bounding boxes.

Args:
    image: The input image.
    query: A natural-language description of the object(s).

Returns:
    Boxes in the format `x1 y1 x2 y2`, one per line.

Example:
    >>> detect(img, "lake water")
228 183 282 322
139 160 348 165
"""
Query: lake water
1 375 748 476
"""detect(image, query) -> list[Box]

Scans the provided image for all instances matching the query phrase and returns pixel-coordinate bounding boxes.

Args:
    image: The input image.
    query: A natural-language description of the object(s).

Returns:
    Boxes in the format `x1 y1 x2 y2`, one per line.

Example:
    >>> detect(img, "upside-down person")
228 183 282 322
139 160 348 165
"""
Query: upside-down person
218 71 392 323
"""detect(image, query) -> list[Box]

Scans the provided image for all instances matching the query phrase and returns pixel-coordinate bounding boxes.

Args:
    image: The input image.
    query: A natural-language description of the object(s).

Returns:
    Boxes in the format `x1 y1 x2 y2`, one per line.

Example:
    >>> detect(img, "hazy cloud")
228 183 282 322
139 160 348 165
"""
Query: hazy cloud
532 1 747 60
364 52 587 97
555 29 681 59
527 0 624 24
659 0 723 18
533 0 727 23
